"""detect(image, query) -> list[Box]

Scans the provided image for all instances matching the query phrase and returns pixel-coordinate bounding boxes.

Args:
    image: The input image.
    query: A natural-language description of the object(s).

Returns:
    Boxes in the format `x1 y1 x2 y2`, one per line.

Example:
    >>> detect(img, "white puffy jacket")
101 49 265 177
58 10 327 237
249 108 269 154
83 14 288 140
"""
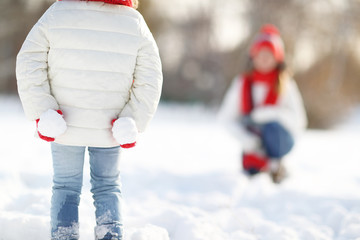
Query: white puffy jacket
16 1 163 147
218 75 307 151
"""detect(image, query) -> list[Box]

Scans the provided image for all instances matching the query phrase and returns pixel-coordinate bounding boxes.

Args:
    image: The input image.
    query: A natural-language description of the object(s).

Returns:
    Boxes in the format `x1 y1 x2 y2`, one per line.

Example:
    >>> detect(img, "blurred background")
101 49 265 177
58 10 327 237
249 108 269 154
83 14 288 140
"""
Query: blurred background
1 0 360 128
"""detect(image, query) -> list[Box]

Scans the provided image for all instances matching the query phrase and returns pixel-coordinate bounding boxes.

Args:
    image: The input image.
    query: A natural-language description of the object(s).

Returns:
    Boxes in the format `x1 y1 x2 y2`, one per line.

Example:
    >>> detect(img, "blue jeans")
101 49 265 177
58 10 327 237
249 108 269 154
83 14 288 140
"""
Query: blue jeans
50 143 123 240
261 122 294 158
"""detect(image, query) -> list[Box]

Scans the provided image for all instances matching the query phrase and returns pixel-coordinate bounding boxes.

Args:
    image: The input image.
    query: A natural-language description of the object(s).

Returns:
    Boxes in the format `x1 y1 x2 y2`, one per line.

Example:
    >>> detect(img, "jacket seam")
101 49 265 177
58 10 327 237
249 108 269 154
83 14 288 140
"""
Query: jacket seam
51 83 130 94
59 104 124 111
50 47 138 57
66 124 111 130
49 26 141 38
51 67 131 75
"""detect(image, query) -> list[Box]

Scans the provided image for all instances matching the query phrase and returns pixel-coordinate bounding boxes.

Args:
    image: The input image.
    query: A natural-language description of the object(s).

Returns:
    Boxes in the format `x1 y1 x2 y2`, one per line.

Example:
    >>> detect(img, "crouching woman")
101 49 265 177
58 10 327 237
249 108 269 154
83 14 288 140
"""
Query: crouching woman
218 24 307 183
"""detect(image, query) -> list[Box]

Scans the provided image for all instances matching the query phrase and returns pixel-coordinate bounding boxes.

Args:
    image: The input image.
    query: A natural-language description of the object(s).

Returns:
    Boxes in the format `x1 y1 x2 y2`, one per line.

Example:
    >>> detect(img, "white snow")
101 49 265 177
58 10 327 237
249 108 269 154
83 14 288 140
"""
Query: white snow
1 95 360 240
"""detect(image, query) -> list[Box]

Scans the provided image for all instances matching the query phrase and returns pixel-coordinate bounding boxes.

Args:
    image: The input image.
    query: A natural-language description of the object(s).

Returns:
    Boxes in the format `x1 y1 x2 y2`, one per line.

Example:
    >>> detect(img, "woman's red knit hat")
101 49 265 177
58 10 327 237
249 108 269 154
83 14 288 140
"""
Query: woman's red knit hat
250 24 285 62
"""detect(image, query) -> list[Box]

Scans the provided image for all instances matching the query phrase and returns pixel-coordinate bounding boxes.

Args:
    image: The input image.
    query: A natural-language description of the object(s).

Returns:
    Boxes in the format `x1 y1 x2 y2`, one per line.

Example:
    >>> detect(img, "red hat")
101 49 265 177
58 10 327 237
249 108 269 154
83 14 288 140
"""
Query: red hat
93 0 133 6
58 0 133 7
250 24 285 62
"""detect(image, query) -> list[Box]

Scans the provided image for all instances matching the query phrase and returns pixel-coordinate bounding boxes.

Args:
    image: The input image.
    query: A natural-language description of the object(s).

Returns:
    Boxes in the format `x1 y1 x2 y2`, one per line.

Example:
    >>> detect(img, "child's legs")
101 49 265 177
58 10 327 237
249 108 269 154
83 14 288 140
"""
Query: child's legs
262 122 294 158
50 143 85 240
89 146 122 240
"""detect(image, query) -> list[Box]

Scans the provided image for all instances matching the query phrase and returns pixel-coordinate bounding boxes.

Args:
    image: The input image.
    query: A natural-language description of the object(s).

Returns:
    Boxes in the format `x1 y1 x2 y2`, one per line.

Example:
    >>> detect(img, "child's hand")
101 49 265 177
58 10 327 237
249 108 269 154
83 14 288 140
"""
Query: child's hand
36 109 67 142
111 117 138 148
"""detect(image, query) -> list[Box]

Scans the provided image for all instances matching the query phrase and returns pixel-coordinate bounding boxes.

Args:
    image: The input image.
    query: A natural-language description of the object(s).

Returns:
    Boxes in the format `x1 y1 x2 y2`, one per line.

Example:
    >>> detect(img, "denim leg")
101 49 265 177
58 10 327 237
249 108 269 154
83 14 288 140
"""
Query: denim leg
89 146 123 240
50 143 85 240
261 122 295 158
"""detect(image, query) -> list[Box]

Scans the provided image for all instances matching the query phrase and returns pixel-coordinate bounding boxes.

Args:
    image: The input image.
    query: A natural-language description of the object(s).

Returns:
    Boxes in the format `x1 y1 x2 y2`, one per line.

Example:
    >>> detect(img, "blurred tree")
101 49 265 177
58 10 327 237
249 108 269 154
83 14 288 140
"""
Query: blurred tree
2 0 360 128
0 0 51 93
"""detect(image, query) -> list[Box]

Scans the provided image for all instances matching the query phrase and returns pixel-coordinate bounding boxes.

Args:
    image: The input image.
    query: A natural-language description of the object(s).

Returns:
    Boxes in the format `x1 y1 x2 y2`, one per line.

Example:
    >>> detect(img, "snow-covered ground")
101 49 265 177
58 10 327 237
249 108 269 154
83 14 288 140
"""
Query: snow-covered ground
0 95 360 240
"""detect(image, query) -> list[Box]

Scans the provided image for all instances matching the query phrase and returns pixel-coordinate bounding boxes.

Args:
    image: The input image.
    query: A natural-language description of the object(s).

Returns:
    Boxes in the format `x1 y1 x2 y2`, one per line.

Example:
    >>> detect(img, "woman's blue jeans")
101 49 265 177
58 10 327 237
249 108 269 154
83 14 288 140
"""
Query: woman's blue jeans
262 122 294 159
50 143 122 240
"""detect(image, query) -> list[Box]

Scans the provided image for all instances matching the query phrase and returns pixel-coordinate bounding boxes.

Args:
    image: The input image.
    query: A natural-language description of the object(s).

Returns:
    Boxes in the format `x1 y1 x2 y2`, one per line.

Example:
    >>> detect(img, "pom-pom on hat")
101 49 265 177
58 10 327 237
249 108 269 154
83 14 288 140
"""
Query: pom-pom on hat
250 24 285 62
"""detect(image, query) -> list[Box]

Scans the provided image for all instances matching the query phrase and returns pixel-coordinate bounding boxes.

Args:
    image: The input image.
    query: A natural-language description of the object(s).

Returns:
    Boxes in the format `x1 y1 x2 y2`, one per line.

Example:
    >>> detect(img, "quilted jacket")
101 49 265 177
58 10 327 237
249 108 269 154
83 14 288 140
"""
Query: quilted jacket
16 1 163 147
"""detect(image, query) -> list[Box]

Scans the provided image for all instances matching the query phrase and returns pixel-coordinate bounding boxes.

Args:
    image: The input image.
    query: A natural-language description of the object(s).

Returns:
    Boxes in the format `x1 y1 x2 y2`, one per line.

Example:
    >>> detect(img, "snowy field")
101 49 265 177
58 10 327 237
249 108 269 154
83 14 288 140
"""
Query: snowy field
1 95 360 240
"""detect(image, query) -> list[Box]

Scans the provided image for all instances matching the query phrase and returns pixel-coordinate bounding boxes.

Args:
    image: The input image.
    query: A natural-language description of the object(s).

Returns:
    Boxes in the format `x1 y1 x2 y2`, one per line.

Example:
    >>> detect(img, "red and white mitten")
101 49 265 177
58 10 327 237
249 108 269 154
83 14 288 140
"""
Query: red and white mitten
111 117 138 148
36 109 67 142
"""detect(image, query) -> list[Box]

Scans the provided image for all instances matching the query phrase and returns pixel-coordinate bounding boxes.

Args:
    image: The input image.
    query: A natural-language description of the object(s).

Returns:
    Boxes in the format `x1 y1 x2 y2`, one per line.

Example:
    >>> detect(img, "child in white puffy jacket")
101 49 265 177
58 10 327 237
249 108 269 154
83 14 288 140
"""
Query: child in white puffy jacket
16 0 162 239
219 24 307 183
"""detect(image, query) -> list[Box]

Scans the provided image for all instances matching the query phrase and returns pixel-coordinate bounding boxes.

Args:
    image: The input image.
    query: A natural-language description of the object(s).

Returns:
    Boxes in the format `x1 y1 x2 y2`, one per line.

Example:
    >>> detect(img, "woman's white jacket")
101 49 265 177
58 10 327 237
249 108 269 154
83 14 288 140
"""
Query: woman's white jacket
218 75 307 151
16 1 163 147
